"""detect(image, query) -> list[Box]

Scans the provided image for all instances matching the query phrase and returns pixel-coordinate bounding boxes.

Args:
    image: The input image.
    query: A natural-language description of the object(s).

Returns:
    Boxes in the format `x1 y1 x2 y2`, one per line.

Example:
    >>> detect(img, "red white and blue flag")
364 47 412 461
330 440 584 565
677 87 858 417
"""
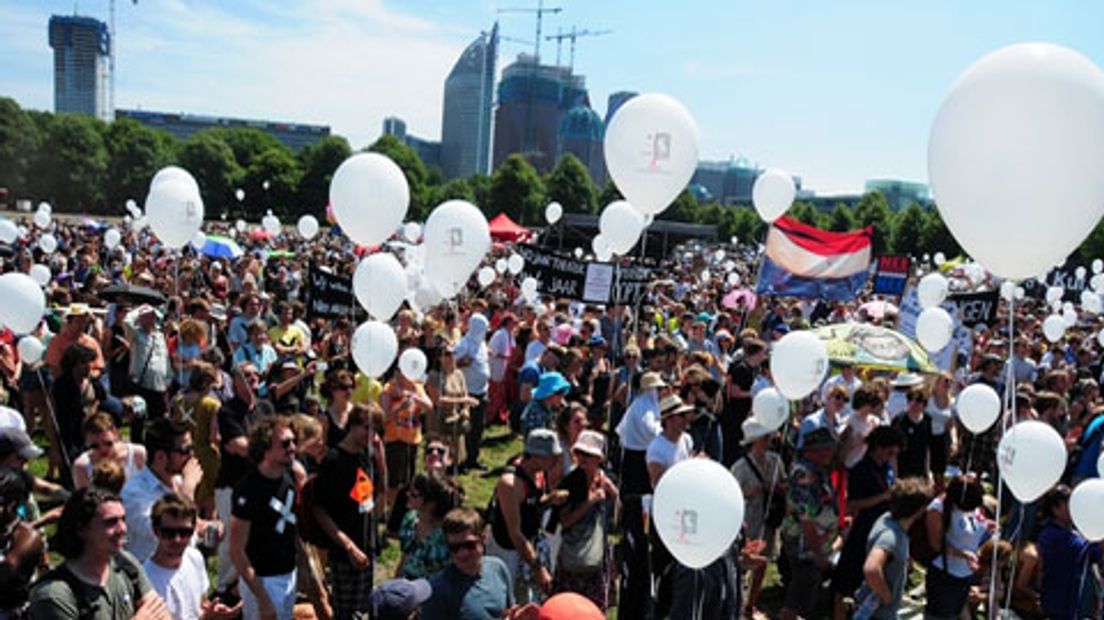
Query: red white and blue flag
755 216 873 300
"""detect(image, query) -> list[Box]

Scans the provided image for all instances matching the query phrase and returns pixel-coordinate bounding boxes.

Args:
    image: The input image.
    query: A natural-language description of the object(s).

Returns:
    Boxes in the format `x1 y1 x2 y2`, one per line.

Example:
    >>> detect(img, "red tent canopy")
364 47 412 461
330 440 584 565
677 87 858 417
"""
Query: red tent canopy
488 213 531 243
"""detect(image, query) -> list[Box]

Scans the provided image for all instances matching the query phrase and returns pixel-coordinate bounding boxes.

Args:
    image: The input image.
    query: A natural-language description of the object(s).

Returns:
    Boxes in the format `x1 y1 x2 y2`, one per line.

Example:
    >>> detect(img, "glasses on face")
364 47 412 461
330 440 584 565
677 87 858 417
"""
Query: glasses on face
174 444 195 456
448 539 480 554
426 446 447 457
831 395 848 402
157 526 194 540
280 437 296 450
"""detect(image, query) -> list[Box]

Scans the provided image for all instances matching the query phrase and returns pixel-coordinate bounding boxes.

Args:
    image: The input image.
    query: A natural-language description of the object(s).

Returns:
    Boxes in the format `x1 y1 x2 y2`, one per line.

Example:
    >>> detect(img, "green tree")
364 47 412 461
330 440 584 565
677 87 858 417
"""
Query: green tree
104 119 177 214
468 174 493 212
730 207 767 245
544 154 597 215
429 177 475 206
367 134 430 219
853 190 893 256
489 154 545 224
786 201 825 228
208 127 283 170
36 114 109 212
658 189 700 223
827 203 856 232
0 97 40 198
177 131 242 217
890 202 926 256
597 179 623 207
296 135 351 217
242 147 302 219
921 205 962 257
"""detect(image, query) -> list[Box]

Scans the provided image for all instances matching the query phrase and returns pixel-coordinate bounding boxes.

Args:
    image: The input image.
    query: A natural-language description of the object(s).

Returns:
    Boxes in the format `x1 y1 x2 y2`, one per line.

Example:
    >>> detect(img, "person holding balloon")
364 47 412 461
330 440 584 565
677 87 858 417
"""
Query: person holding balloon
731 418 784 620
380 370 433 510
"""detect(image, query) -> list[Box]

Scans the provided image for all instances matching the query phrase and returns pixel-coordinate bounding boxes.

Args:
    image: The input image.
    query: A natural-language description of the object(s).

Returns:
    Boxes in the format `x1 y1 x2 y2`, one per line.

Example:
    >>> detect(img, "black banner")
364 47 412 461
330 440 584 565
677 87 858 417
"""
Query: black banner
515 244 652 305
305 267 358 319
1021 261 1090 302
948 290 999 329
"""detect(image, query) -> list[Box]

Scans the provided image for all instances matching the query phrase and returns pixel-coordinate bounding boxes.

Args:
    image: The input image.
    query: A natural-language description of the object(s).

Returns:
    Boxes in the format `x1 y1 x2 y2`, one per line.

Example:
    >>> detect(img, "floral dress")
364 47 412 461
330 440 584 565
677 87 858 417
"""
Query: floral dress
398 511 449 580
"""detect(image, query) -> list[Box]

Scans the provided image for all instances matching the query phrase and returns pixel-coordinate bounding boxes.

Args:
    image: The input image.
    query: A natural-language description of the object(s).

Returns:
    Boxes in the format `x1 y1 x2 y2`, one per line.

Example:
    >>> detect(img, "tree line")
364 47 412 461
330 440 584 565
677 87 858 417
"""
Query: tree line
3 96 1103 260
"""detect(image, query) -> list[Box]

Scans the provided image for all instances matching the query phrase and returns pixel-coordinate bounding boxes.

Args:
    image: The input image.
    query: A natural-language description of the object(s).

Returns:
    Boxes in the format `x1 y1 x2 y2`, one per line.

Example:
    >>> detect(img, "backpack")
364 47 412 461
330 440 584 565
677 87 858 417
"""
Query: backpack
50 557 143 620
295 473 332 548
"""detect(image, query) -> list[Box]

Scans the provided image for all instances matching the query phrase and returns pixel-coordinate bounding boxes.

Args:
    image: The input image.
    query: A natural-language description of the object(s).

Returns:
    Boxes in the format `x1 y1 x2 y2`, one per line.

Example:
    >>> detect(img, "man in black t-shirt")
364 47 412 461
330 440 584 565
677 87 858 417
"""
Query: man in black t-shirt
213 362 260 593
312 403 376 620
723 338 767 467
229 416 298 620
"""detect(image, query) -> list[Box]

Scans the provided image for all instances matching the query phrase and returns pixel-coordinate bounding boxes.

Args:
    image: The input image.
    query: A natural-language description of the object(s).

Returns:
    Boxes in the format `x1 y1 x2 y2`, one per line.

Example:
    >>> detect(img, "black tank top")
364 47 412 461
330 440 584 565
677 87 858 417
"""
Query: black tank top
490 464 542 550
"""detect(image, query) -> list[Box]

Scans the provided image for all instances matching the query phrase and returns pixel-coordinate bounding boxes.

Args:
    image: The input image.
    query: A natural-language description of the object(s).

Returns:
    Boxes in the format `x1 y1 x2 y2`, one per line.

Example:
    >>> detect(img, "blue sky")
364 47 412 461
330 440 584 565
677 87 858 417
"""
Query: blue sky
1 0 1100 194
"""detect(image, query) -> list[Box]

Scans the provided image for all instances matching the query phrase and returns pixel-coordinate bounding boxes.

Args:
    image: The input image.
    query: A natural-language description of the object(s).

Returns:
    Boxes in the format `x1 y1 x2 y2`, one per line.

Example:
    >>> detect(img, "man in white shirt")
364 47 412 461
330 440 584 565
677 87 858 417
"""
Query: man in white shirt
121 418 205 562
455 314 491 471
819 362 862 405
144 493 240 620
524 321 552 364
646 395 695 488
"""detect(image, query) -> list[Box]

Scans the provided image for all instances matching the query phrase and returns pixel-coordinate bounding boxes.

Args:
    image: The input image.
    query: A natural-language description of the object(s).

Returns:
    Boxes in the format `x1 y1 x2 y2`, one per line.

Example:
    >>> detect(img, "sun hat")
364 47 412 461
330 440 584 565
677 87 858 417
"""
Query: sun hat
740 418 774 446
890 373 924 388
658 394 694 420
533 372 571 400
525 428 563 457
572 430 606 458
639 371 667 391
65 303 92 318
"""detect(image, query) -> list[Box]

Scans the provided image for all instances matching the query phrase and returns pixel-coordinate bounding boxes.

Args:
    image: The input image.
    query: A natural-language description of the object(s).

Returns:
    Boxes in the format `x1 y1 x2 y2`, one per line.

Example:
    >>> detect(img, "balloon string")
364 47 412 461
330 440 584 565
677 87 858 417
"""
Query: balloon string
1002 504 1024 614
987 289 1015 618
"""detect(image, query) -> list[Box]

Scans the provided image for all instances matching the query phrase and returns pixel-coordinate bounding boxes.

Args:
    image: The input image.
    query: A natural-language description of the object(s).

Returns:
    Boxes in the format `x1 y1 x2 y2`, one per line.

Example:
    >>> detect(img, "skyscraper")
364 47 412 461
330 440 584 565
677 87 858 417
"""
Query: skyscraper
605 91 636 126
493 53 589 173
441 24 498 179
48 15 111 121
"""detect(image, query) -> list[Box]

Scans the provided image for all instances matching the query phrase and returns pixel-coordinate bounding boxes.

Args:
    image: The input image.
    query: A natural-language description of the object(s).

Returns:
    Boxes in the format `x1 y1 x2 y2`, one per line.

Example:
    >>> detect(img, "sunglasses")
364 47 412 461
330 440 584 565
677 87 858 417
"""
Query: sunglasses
448 540 480 554
280 438 296 450
174 444 195 455
157 526 194 540
426 446 448 456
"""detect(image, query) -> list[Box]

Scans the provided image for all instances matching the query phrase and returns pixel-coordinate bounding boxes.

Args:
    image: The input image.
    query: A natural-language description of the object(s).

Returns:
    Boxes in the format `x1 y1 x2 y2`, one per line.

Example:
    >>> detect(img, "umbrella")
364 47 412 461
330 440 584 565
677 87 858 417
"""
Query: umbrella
858 299 899 320
200 235 243 259
808 323 938 374
249 228 273 241
99 283 168 306
265 250 295 259
722 288 758 311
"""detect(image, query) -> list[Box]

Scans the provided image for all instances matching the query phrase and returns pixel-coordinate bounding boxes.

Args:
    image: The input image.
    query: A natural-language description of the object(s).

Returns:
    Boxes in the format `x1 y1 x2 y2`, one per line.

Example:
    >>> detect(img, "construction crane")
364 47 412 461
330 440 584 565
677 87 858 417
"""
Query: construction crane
545 27 612 71
106 0 138 120
496 0 561 63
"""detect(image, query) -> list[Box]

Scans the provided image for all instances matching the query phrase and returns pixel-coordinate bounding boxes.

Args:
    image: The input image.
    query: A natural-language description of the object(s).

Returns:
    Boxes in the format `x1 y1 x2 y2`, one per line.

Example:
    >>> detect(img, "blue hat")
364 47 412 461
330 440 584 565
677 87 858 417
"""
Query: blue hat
533 371 571 400
370 578 432 619
696 311 712 324
589 335 607 348
772 323 790 334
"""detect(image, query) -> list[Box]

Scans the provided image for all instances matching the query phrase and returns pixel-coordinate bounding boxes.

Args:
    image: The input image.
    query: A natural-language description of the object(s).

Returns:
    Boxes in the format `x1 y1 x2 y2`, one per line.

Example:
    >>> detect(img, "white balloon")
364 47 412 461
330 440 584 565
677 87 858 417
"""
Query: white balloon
1000 281 1016 301
477 266 496 288
1062 306 1078 327
727 272 739 286
604 93 700 216
700 269 711 283
545 202 563 224
103 228 121 250
125 198 140 217
190 231 207 250
329 153 410 246
1081 291 1102 314
495 258 508 274
592 234 613 262
1014 286 1025 300
150 165 201 198
521 277 539 300
653 459 744 569
37 234 57 254
752 388 789 433
412 281 443 310
928 43 1104 280
235 219 247 233
507 253 525 275
402 222 422 243
262 214 281 235
1098 331 1104 348
956 383 1001 434
297 215 320 240
770 331 829 400
598 200 645 255
354 253 407 321
37 202 51 215
398 348 428 382
1070 479 1104 541
1095 259 1104 275
1046 286 1065 304
1093 274 1104 293
29 264 51 287
33 210 50 229
917 273 949 309
933 252 946 266
1075 266 1088 280
0 220 17 244
423 200 490 298
235 188 245 202
751 168 796 223
998 420 1067 502
146 178 204 248
573 247 583 259
1043 314 1066 343
132 216 147 231
916 307 954 352
1099 451 1104 478
351 321 398 378
17 336 44 365
0 273 45 334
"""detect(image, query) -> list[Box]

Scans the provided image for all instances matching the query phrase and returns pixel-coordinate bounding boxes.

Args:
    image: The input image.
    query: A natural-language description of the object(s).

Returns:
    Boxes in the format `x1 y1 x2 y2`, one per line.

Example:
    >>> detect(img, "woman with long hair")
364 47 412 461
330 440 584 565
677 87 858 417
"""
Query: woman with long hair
396 472 460 580
320 369 355 448
170 361 221 516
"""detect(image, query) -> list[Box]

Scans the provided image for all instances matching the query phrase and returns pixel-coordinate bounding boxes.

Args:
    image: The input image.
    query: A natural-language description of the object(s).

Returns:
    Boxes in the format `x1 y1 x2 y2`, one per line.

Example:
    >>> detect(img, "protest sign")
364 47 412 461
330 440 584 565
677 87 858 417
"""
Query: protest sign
514 244 652 305
305 267 359 319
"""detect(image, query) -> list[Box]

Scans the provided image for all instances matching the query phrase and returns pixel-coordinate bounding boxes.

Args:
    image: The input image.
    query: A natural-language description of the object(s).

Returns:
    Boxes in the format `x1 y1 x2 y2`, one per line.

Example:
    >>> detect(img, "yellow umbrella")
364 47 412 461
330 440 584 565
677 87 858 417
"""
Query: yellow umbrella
808 323 939 374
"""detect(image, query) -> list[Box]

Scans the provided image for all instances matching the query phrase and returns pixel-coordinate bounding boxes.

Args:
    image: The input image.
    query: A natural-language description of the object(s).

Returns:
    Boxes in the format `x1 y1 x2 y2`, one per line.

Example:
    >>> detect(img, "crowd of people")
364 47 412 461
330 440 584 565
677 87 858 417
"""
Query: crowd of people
0 214 1101 620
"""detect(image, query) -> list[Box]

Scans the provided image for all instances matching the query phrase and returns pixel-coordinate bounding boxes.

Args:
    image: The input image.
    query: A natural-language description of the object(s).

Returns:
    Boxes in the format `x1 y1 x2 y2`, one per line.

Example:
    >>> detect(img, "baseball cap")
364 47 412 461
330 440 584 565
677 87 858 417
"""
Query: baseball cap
525 428 562 457
370 578 432 620
0 428 42 460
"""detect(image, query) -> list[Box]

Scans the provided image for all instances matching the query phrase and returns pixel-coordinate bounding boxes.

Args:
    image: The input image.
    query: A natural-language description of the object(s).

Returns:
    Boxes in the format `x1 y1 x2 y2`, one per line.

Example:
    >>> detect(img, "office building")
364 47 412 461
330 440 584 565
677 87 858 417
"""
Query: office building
116 109 330 151
440 24 498 179
605 91 636 126
382 116 441 169
493 53 590 173
864 179 932 211
558 106 605 184
48 15 111 121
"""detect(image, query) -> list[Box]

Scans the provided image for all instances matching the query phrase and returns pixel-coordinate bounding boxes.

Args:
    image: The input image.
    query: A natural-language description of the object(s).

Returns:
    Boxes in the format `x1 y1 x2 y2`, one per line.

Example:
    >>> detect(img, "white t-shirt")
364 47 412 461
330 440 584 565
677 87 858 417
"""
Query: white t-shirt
928 497 991 578
646 433 694 471
524 339 547 365
843 412 882 469
143 547 210 620
488 328 513 382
